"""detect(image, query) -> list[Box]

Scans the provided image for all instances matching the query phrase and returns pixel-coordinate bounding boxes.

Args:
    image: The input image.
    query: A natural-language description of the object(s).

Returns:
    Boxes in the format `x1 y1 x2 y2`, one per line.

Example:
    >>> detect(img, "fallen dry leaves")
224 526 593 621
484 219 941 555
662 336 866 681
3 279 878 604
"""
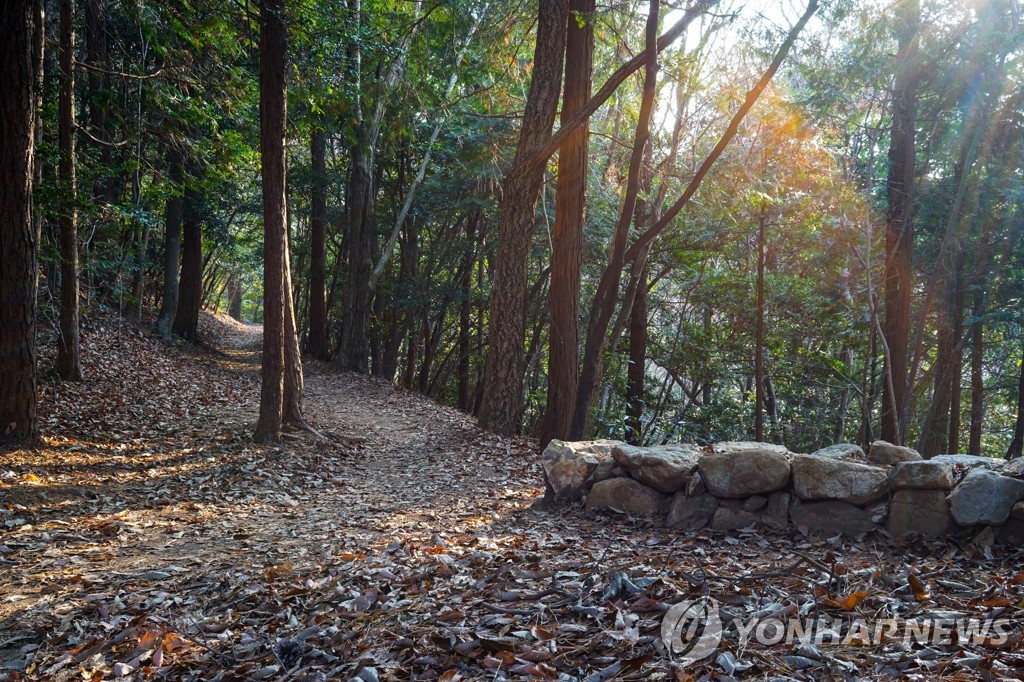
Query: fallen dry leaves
2 310 1023 680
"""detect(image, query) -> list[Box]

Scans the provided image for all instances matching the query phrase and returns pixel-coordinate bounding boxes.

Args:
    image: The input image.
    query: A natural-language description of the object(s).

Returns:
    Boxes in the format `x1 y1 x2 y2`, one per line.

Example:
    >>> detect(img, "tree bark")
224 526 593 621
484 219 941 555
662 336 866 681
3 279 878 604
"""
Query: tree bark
172 187 203 341
458 208 480 411
478 0 568 435
57 0 84 381
570 0 819 437
571 0 659 439
880 0 919 445
338 0 420 373
283 223 304 425
228 276 243 321
1008 348 1024 460
625 266 648 445
307 128 330 360
541 0 594 445
155 153 184 339
968 313 984 455
754 204 767 442
0 0 41 445
254 0 288 443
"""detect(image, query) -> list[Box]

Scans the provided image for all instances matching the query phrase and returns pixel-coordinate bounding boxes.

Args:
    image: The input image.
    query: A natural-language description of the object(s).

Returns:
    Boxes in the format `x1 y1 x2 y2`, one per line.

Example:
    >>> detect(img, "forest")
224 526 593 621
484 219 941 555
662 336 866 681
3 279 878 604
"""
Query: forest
2 0 1024 454
3 0 1024 679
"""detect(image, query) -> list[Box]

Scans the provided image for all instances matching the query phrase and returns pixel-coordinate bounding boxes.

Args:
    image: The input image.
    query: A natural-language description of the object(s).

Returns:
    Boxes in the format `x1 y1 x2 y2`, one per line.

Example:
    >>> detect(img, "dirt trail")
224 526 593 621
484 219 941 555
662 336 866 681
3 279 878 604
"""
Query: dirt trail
2 311 1023 681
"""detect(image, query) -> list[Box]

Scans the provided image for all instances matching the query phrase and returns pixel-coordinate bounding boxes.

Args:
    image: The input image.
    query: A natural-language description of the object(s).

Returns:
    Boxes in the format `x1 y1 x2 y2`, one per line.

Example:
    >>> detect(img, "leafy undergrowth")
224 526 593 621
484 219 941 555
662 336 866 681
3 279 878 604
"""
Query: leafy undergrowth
2 310 1024 681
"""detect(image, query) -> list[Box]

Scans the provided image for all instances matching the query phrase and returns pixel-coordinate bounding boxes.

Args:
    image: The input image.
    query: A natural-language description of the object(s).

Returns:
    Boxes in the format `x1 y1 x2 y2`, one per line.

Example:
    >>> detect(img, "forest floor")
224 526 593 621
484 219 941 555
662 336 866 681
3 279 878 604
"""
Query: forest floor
2 310 1024 681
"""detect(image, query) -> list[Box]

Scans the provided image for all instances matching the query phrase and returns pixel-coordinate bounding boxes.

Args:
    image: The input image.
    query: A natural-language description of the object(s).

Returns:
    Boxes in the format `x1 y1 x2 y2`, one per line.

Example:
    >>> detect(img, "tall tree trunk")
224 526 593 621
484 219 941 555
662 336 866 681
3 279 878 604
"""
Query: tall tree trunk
968 316 984 455
541 0 594 445
570 0 659 439
57 0 84 381
83 0 114 206
457 208 480 411
306 128 330 360
0 0 42 445
478 0 568 435
339 0 420 373
880 0 919 445
155 154 184 339
918 252 962 457
570 1 818 437
625 265 647 445
283 224 304 425
254 0 288 443
754 204 767 442
228 276 243 321
1008 348 1024 460
172 188 203 341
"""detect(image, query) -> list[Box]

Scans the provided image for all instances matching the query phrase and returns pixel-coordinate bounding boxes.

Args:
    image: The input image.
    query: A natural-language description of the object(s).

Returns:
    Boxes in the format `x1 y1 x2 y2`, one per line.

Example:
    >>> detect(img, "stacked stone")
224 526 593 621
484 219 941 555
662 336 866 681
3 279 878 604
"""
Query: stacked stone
541 437 1024 543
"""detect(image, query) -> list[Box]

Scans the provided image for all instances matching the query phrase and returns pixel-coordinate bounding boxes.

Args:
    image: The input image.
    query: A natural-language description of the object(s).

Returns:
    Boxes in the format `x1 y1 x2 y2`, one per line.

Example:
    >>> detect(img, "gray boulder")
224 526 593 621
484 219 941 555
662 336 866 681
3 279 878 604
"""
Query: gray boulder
742 495 768 512
763 491 791 527
611 443 701 494
585 477 668 517
687 471 707 496
931 454 1006 472
542 439 620 502
889 489 950 537
1005 458 1024 478
889 460 956 490
949 469 1024 525
790 501 875 535
699 442 791 497
791 455 888 505
810 443 866 461
710 500 762 531
666 492 719 530
1012 501 1024 521
868 440 922 465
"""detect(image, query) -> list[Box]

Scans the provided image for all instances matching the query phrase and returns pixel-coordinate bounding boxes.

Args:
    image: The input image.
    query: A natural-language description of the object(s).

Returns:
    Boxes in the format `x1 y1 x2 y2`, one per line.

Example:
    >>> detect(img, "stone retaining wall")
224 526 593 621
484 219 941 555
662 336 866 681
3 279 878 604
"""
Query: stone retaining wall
542 439 1024 544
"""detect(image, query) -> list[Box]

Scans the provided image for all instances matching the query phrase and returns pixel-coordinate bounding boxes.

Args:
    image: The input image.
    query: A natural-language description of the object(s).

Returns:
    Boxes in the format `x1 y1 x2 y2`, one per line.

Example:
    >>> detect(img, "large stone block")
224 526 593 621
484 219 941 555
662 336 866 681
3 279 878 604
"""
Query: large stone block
790 500 875 535
810 443 866 461
889 460 956 490
585 477 668 517
931 454 1006 472
710 500 762 531
666 492 718 530
698 442 791 497
791 455 888 505
949 469 1024 526
542 439 620 502
611 443 701 494
889 489 950 537
868 440 922 465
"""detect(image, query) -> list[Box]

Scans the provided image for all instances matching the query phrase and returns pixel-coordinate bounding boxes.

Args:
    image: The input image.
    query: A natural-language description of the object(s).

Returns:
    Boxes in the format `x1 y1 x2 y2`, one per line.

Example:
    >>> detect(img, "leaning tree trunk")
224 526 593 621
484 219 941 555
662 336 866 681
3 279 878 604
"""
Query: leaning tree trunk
283 230 304 425
172 188 203 341
254 0 289 443
478 0 568 435
0 0 42 445
57 0 84 381
880 0 919 445
540 0 594 445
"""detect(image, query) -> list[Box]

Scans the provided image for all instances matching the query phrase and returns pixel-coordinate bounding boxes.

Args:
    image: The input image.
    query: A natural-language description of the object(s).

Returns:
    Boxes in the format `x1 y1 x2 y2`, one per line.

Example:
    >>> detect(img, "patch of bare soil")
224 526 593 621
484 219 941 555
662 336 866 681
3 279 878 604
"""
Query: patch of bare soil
2 310 1023 681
